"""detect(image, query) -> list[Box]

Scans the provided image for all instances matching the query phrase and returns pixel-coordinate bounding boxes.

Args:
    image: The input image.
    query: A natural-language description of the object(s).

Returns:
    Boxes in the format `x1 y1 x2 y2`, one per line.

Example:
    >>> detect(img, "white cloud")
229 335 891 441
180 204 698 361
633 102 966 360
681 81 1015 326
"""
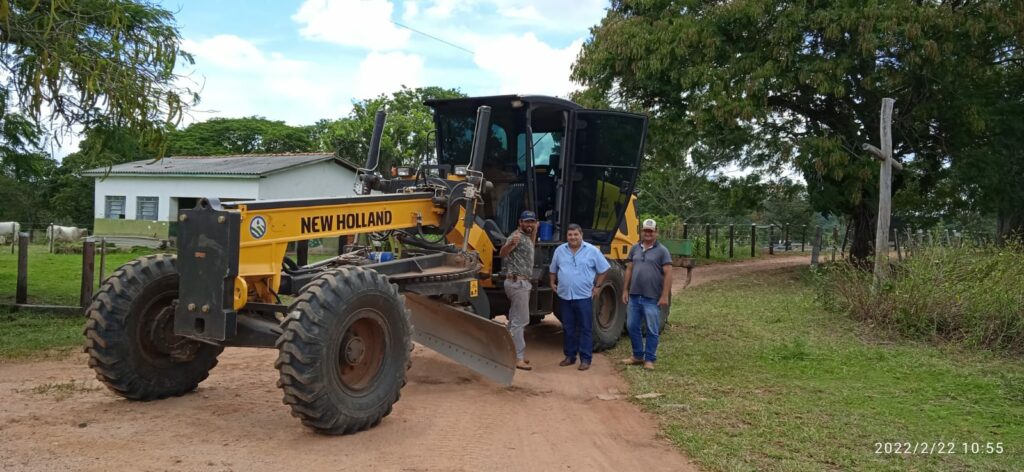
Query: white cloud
495 4 540 21
179 35 353 125
424 0 460 19
293 0 410 51
473 33 583 96
402 1 418 21
354 51 425 99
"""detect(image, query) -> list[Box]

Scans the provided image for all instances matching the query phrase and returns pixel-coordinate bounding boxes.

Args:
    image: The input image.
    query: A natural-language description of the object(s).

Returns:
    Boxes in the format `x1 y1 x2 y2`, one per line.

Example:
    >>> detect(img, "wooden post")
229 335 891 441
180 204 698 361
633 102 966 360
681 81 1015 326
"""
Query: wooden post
832 226 839 262
81 239 96 308
894 228 903 262
48 224 54 254
863 98 901 283
338 235 346 255
714 225 719 249
728 224 735 258
750 224 757 257
704 224 711 258
16 233 29 304
768 224 775 255
99 238 107 286
801 225 807 252
682 223 688 239
784 224 791 251
297 240 309 266
811 226 823 267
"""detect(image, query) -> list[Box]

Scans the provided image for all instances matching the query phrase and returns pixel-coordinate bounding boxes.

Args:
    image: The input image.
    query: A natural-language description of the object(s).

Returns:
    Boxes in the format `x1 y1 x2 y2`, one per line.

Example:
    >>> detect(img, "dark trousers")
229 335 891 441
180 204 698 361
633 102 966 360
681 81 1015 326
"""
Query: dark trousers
559 297 593 363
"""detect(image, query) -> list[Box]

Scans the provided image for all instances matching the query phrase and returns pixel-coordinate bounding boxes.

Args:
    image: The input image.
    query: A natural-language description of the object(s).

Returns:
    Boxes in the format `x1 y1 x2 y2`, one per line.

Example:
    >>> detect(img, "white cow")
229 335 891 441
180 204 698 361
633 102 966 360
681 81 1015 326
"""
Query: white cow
47 224 88 244
0 221 21 250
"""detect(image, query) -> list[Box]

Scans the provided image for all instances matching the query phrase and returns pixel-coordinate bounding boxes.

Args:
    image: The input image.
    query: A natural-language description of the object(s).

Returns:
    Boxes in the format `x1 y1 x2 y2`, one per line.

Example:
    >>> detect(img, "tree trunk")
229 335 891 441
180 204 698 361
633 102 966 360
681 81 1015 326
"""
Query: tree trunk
848 201 875 268
996 209 1024 244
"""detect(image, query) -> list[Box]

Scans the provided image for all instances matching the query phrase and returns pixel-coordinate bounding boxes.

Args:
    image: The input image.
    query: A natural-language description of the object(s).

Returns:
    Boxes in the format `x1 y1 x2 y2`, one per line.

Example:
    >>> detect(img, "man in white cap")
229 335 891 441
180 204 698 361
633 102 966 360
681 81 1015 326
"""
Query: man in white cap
621 218 673 370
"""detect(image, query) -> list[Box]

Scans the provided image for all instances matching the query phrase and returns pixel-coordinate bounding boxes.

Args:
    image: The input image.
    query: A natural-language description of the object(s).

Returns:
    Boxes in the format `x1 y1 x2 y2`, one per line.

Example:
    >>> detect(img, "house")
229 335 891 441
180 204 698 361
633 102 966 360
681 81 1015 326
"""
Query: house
83 153 359 243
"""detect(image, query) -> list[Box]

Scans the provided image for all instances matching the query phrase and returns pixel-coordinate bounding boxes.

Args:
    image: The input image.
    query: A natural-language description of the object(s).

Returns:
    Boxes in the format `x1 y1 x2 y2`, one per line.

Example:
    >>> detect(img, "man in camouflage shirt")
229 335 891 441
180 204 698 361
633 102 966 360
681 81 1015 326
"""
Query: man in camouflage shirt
499 210 538 370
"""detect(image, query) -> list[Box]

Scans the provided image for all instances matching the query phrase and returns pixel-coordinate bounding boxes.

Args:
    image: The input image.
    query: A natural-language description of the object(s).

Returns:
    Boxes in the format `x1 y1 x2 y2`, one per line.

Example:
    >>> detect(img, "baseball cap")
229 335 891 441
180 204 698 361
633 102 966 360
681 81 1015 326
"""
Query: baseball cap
642 219 657 230
519 210 537 221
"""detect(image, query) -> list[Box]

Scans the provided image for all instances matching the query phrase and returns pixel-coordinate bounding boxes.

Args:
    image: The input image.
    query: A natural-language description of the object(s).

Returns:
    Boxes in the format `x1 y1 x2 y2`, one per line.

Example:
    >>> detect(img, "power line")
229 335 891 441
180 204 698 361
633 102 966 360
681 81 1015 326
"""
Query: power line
391 20 476 55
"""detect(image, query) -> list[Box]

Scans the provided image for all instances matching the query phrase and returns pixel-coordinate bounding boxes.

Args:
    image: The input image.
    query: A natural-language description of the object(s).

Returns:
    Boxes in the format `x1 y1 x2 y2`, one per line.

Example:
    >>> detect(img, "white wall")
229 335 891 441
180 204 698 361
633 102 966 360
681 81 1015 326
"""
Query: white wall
258 162 357 200
94 176 260 221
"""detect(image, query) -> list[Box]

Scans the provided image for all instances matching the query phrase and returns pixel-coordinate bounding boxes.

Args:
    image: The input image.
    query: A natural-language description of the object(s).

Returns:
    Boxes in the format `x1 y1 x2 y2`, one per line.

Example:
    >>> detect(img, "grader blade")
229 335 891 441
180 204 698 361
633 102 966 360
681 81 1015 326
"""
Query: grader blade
404 293 516 385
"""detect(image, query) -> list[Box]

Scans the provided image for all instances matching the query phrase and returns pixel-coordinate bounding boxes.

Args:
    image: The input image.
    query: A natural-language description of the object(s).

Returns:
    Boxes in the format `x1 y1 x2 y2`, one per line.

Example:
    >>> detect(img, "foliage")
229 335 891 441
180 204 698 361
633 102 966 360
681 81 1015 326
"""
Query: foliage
573 0 1024 262
0 0 198 167
308 86 464 169
167 116 313 155
816 245 1024 354
617 267 1024 471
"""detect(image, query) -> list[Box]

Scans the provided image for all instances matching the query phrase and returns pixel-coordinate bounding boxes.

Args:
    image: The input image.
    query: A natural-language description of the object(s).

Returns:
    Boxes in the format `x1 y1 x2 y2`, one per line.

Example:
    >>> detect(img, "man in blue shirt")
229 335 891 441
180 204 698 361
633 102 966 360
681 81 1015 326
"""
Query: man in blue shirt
548 224 610 371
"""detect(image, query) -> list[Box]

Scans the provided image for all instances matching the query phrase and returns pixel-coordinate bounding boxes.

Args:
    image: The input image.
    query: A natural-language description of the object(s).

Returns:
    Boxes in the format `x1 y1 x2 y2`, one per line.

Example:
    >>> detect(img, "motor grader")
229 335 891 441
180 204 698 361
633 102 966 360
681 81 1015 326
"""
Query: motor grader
83 95 656 435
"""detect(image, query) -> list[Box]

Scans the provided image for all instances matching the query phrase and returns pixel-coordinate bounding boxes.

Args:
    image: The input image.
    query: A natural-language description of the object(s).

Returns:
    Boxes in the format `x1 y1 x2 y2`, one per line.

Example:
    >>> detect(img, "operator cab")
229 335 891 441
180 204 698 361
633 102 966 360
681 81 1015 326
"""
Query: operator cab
425 95 648 245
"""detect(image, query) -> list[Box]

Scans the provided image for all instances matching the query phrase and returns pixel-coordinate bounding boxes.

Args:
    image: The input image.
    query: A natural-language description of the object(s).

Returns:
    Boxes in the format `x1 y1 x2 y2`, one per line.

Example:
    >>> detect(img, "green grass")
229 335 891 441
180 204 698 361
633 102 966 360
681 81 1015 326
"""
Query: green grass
0 245 160 306
613 267 1023 471
0 312 84 360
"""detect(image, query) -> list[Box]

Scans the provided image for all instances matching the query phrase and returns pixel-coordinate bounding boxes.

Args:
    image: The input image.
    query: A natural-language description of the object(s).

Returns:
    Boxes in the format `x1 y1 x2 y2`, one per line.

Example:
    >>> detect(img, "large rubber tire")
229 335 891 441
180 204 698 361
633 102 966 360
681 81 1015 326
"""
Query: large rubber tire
592 263 626 352
84 254 223 400
275 267 411 435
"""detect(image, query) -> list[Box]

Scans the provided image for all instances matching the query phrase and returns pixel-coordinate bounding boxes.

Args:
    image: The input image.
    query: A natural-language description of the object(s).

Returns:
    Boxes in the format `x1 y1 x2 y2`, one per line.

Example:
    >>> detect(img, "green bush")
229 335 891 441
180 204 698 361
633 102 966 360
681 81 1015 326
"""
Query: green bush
816 245 1024 353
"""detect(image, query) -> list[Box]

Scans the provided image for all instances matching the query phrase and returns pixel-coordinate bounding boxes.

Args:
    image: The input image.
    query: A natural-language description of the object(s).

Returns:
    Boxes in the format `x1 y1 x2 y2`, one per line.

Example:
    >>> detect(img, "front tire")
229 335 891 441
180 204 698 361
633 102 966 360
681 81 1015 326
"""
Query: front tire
592 262 626 351
275 267 411 435
84 254 223 400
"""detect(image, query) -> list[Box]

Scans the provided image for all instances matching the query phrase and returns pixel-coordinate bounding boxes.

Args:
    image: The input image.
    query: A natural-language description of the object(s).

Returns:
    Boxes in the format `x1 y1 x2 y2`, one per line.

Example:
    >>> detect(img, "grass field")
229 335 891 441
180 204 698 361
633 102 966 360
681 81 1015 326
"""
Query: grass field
0 312 84 360
613 267 1023 471
0 245 162 306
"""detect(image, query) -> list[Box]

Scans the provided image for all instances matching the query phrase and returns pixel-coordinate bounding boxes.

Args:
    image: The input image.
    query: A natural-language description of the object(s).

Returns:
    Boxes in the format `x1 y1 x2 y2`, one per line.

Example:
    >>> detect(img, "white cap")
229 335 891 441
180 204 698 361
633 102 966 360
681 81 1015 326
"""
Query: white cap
642 219 657 230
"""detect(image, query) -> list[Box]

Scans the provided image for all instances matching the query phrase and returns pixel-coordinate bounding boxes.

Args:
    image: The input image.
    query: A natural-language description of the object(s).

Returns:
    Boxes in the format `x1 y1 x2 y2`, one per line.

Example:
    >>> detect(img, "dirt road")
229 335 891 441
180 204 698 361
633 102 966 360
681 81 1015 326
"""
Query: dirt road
0 255 809 472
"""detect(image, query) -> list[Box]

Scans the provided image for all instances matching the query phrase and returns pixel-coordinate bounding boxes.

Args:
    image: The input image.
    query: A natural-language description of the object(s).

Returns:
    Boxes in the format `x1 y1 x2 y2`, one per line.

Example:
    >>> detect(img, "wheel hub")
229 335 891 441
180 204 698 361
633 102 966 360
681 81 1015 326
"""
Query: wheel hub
144 305 200 362
344 336 366 364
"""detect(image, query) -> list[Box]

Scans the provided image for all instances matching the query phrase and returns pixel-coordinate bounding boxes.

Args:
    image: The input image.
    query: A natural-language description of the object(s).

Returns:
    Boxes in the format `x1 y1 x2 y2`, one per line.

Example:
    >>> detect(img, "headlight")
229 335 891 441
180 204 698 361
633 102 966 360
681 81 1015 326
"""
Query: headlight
453 165 468 176
396 167 413 177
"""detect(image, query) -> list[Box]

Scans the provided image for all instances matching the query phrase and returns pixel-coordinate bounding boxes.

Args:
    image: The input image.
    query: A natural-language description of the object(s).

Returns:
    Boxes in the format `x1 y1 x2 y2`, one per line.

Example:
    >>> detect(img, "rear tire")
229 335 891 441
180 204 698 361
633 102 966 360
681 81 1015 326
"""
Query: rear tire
84 254 223 400
592 263 626 352
275 267 411 435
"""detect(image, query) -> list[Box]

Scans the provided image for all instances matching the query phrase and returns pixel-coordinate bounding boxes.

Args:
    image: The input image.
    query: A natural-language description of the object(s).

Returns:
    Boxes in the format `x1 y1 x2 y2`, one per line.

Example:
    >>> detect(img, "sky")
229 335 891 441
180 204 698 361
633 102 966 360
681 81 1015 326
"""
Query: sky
167 0 609 127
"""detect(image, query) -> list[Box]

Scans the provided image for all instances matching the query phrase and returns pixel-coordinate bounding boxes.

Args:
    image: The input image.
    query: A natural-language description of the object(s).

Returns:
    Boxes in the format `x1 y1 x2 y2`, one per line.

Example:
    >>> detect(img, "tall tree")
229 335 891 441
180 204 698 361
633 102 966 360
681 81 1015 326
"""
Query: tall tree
1 0 197 166
573 0 1024 262
167 117 313 155
309 86 465 169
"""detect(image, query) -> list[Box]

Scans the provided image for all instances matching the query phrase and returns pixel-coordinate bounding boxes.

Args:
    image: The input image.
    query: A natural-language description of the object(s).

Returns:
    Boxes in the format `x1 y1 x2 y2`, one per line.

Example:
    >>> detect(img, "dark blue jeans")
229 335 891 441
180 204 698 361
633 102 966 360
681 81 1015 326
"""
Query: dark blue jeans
626 295 661 362
559 297 593 363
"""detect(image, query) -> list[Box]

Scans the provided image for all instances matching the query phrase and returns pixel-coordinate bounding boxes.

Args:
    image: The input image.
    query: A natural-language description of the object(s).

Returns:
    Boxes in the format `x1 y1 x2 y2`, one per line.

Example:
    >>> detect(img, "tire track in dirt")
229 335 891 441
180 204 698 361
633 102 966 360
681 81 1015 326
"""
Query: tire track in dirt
0 255 810 472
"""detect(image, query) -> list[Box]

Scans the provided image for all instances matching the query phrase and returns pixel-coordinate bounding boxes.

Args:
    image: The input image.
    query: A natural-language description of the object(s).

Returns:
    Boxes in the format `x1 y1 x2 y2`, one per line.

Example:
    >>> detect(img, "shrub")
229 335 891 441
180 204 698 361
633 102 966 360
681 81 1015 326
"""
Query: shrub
815 245 1024 354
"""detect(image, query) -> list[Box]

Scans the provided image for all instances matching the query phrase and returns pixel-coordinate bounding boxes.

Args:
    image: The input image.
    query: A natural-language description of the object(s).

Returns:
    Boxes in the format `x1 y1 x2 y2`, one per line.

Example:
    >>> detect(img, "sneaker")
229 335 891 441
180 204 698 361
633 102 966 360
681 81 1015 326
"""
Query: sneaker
621 357 643 366
643 361 655 371
558 357 576 367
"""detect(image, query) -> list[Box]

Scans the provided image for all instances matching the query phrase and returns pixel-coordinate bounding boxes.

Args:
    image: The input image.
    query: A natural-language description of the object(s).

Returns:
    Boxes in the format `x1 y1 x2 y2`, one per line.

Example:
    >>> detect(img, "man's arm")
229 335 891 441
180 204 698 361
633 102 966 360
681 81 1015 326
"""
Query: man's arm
499 231 519 258
658 247 673 306
622 262 632 304
548 250 560 292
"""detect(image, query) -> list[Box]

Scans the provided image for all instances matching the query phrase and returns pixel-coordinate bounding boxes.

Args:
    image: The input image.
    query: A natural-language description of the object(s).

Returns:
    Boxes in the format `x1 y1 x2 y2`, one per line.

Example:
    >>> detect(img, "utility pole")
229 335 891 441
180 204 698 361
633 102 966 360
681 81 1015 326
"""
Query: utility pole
862 98 902 284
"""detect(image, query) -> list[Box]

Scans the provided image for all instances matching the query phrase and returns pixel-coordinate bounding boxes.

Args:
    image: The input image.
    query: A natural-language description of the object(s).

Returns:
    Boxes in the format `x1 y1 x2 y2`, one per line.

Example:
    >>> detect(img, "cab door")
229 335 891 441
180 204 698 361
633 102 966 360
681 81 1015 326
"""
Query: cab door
561 110 648 244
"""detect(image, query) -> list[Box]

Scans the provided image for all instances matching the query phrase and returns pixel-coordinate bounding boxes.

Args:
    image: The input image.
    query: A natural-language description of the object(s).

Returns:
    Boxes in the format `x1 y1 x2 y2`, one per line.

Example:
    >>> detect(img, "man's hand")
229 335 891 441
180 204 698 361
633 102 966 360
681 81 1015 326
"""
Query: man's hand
622 292 629 305
550 282 557 293
658 295 670 307
509 232 521 245
592 286 601 298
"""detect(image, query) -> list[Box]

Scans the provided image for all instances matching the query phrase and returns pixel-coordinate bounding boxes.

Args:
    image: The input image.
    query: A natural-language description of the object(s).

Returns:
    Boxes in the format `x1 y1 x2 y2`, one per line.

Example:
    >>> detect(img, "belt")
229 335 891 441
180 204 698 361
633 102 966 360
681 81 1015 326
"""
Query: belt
508 274 530 282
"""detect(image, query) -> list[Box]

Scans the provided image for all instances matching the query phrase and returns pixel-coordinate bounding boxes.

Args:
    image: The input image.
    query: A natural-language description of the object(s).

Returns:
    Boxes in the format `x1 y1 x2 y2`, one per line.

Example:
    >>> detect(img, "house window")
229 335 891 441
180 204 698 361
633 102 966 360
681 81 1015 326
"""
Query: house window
136 196 159 221
105 196 126 219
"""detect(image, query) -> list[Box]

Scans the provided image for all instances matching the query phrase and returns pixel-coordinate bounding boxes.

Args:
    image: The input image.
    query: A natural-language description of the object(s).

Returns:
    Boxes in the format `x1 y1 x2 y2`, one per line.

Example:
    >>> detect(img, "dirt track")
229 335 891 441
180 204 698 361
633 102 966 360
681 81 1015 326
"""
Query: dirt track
0 255 809 472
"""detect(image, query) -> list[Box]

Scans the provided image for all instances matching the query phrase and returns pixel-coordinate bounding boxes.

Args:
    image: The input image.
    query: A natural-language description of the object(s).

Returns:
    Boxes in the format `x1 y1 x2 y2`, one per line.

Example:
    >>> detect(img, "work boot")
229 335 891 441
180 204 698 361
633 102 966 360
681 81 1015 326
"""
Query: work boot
558 357 576 367
621 357 643 366
578 361 591 371
643 361 655 371
516 360 532 371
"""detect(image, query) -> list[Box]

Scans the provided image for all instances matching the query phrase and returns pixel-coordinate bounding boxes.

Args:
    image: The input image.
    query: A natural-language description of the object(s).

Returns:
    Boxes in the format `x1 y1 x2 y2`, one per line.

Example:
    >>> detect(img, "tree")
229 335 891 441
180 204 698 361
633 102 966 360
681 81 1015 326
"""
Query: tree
167 117 313 155
1 0 197 166
573 0 1024 262
309 86 465 169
